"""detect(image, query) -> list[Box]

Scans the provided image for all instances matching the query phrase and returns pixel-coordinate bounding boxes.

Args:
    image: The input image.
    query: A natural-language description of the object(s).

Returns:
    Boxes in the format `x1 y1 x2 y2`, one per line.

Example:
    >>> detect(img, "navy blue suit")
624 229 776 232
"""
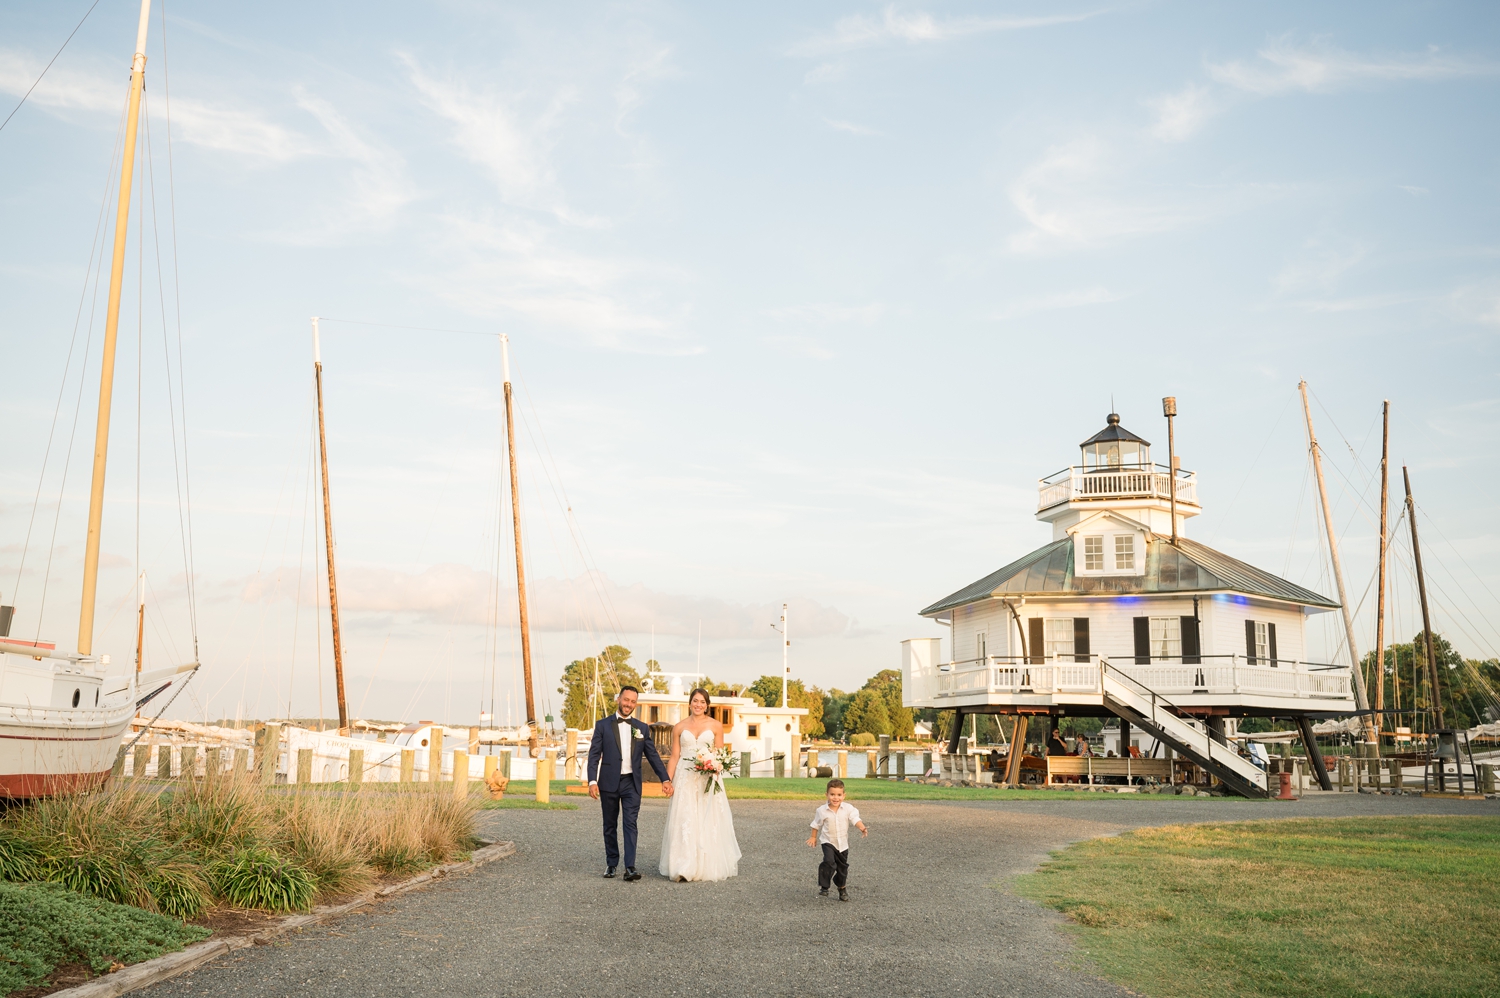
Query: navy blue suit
587 713 670 870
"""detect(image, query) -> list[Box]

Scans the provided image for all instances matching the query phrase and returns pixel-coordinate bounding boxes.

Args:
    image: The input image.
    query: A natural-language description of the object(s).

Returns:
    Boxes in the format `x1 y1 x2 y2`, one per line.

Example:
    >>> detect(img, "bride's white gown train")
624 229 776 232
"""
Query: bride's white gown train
659 728 742 882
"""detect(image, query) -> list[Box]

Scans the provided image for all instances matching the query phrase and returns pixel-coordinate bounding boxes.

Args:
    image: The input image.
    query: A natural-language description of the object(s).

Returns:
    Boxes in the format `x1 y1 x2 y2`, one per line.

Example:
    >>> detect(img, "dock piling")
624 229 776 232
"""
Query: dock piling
428 734 443 785
453 751 468 799
837 749 848 779
536 757 552 803
349 748 364 788
296 748 313 784
400 748 415 783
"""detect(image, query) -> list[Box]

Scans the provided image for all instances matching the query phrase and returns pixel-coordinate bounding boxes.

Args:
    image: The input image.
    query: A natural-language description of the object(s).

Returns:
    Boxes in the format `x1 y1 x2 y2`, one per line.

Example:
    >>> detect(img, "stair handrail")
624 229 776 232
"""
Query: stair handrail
1099 658 1220 764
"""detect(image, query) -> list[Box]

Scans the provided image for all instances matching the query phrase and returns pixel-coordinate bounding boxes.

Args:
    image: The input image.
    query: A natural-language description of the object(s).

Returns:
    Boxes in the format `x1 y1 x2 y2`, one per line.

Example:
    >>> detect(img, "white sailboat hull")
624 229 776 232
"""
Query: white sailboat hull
0 700 136 797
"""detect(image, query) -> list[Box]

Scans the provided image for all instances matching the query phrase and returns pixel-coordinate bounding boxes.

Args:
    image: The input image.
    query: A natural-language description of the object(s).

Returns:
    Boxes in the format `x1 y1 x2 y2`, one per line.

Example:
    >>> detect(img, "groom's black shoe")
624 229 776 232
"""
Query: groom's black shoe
603 867 617 879
624 867 642 882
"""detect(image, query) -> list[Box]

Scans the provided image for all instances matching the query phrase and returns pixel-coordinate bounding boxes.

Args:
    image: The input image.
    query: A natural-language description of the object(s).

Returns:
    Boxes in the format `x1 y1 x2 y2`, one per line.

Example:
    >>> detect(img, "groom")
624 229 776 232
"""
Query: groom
587 686 672 881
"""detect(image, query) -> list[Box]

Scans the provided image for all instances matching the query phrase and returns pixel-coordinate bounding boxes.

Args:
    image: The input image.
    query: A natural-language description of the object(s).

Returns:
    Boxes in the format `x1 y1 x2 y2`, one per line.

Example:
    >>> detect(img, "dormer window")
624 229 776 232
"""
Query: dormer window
1084 535 1104 571
1115 534 1135 571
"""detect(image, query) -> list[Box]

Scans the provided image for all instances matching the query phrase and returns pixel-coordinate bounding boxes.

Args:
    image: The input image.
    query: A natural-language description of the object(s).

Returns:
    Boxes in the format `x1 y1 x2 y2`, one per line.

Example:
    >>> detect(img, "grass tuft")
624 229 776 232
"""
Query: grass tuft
208 848 317 912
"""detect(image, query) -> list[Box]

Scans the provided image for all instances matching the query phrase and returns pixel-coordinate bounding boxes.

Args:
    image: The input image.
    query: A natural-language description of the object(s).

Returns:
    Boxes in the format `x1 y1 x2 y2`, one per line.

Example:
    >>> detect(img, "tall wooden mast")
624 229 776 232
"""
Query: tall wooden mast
1373 402 1390 744
501 336 538 752
1298 381 1374 737
78 0 153 657
1402 466 1445 729
312 318 349 734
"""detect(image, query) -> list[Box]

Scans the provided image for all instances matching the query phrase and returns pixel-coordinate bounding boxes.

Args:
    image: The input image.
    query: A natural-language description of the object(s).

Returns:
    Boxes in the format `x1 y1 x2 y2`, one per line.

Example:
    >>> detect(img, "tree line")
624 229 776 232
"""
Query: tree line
556 645 916 739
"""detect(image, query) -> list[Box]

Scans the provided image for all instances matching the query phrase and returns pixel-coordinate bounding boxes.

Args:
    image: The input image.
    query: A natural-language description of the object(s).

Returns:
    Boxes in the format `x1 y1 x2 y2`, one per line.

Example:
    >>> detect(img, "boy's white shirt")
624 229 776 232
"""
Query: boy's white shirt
811 802 862 851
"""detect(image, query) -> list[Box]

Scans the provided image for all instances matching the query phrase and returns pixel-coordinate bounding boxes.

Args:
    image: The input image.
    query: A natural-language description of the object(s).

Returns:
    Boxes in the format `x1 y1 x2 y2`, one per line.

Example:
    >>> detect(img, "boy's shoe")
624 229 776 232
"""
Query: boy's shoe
838 887 849 902
818 887 829 897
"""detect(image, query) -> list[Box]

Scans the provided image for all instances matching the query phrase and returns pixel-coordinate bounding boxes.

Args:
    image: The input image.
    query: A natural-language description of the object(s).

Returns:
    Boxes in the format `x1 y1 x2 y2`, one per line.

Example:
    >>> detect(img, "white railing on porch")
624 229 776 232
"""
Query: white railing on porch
925 654 1350 703
1037 465 1198 512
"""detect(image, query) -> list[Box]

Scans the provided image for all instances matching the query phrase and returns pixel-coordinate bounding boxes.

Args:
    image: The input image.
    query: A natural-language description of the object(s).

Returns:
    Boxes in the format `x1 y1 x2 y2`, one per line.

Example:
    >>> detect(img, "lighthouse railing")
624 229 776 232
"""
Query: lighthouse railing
1037 464 1198 511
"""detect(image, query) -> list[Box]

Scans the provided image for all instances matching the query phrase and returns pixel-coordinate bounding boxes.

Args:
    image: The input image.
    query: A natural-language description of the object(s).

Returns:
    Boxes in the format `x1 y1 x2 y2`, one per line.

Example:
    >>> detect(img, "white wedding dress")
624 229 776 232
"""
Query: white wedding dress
658 728 742 882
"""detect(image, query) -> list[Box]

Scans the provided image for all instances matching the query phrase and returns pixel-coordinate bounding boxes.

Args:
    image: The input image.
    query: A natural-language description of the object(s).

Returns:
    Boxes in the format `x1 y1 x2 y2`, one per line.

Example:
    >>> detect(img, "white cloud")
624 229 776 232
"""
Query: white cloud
1148 83 1218 142
788 5 1097 57
1272 239 1368 295
804 63 846 84
293 90 417 229
0 51 305 162
764 303 884 323
240 565 851 639
992 287 1123 320
1007 137 1270 254
1398 184 1430 196
1207 38 1497 96
824 117 882 136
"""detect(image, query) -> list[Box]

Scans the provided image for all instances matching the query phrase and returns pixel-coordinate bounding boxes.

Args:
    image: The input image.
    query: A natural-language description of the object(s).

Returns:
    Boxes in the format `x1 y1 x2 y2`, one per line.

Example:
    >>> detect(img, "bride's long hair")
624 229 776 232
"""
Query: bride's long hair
688 688 711 713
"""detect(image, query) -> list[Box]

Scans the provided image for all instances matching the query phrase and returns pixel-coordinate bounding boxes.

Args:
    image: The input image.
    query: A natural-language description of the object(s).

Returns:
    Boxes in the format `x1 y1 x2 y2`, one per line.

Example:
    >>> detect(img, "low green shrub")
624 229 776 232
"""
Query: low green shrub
0 881 208 994
0 830 43 881
849 732 878 747
208 848 316 912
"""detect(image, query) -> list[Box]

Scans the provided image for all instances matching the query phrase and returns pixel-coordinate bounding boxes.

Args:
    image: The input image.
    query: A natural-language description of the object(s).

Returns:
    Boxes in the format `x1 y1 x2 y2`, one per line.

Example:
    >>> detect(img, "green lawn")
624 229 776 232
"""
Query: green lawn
1013 816 1500 998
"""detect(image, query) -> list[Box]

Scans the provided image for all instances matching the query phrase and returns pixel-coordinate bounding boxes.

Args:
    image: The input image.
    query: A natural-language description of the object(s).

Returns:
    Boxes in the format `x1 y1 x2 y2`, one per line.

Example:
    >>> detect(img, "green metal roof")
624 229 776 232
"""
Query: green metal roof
919 534 1338 616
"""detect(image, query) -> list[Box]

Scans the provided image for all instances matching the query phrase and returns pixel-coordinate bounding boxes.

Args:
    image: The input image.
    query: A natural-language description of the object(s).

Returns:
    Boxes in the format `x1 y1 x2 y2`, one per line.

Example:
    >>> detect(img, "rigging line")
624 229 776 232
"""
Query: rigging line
1412 499 1500 623
514 373 624 641
1421 566 1500 662
1421 541 1500 655
0 0 105 135
1283 458 1312 578
15 82 129 610
142 93 197 646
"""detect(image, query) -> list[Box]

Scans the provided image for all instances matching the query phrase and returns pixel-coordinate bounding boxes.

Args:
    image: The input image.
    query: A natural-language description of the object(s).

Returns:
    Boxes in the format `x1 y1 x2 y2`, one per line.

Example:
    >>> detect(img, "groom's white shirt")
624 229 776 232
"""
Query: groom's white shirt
588 712 634 785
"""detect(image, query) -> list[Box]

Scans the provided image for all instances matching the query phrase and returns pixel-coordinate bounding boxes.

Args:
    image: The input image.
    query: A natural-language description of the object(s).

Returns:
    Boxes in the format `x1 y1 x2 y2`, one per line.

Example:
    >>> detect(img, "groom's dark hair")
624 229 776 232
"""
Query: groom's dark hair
618 685 640 698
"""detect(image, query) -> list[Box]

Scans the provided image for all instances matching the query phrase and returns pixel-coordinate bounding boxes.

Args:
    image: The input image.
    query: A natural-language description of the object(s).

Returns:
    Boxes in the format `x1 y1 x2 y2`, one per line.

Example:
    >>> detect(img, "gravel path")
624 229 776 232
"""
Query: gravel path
143 793 1499 998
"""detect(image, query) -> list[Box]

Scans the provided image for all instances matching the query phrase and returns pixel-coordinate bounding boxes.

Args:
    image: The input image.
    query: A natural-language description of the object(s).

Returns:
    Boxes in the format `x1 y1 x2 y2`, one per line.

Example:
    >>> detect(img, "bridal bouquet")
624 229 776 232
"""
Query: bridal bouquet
689 746 738 794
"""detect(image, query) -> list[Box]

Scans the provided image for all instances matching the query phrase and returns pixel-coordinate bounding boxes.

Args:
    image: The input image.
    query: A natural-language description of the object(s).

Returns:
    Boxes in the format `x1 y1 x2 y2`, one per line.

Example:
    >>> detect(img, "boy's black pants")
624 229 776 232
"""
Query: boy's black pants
818 843 849 889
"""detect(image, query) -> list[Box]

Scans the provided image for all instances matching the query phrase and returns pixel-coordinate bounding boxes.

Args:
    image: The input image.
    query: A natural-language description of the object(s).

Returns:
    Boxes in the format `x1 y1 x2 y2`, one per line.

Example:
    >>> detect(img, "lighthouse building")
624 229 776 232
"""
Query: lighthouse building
900 412 1353 796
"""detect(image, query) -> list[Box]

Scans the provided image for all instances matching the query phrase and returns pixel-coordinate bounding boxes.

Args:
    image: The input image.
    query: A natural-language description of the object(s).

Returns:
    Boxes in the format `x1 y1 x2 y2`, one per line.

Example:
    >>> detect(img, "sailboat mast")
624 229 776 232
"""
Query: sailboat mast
135 572 146 675
1298 381 1374 735
78 0 153 657
501 336 538 752
1373 401 1390 744
312 318 350 734
1402 466 1445 729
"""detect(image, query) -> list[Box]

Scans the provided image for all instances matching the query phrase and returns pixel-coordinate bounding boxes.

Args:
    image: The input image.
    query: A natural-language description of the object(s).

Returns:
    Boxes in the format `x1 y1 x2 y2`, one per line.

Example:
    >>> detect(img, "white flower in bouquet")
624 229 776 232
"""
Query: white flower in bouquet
689 746 739 793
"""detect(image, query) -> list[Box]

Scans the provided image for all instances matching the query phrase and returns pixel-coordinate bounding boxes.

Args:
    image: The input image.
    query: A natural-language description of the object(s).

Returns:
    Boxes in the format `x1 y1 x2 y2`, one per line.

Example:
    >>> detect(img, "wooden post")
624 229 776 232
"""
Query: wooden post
1479 763 1495 795
428 732 443 785
158 744 173 780
1403 467 1445 729
349 748 364 787
877 734 890 776
897 750 906 778
774 752 786 779
1391 759 1404 792
297 748 313 784
837 749 848 779
1373 400 1390 745
233 747 249 776
112 747 127 781
565 729 579 780
1004 715 1030 787
500 749 512 780
258 724 280 785
807 748 819 775
740 751 752 779
453 751 468 799
204 747 222 783
865 750 877 778
922 750 932 777
484 754 498 782
469 725 481 755
134 744 150 780
400 749 415 783
536 757 552 803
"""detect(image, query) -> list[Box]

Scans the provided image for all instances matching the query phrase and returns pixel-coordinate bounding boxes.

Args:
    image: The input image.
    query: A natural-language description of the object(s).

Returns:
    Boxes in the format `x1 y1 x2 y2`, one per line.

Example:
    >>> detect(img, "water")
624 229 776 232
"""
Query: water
804 749 933 780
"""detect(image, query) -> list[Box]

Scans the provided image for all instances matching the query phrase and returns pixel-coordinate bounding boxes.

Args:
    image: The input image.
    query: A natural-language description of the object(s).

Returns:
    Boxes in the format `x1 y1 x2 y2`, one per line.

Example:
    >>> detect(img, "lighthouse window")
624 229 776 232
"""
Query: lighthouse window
1043 619 1075 659
1149 617 1182 660
1083 535 1104 571
1114 534 1135 571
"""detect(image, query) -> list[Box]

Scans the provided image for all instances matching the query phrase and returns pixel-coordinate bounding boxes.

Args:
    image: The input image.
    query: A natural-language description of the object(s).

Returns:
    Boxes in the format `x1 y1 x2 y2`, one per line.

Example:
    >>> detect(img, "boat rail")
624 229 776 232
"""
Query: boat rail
1037 464 1198 512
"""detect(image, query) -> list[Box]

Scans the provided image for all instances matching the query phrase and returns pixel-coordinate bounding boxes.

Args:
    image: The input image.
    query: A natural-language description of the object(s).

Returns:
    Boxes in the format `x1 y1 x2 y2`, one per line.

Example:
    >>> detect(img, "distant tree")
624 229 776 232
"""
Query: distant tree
747 676 826 737
861 669 914 740
557 645 641 730
843 687 892 736
823 689 853 740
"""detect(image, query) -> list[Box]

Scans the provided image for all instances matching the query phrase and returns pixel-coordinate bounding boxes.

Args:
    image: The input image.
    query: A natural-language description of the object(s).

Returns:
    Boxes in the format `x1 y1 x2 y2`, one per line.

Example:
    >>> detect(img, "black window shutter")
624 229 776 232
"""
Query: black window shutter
1268 622 1278 666
1245 619 1257 664
1133 617 1150 664
1073 618 1090 662
1181 616 1201 664
1028 618 1044 665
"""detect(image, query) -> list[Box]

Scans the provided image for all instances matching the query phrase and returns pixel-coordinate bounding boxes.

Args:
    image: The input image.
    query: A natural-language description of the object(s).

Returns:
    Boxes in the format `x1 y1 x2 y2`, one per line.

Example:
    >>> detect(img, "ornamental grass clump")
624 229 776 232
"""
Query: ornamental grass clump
0 771 479 916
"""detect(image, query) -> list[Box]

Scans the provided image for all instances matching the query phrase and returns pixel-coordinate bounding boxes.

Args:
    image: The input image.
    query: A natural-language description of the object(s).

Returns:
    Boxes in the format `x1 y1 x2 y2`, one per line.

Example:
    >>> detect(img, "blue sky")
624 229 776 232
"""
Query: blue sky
2 1 1498 725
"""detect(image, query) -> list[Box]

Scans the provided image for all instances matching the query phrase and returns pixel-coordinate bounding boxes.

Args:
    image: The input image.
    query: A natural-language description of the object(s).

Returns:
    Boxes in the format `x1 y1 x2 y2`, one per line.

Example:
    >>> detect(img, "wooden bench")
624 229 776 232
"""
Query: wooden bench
1046 756 1172 784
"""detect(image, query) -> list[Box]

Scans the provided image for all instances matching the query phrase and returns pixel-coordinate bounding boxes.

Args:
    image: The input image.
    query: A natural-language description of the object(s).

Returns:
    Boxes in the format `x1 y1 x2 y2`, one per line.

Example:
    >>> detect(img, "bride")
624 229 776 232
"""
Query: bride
659 688 742 882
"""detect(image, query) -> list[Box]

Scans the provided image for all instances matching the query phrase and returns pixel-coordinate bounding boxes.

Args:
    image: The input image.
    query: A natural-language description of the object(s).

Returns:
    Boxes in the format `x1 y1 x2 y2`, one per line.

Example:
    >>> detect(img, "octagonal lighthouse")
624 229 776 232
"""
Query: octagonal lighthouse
901 411 1353 797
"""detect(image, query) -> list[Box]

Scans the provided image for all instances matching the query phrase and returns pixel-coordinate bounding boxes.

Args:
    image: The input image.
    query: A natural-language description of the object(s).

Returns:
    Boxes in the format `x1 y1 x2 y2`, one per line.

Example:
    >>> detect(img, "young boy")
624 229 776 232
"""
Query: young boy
807 778 868 901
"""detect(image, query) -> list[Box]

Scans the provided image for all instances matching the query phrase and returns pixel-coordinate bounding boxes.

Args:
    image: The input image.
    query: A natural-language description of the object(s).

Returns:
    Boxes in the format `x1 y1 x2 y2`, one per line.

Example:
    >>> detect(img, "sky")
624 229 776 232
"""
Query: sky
2 1 1498 727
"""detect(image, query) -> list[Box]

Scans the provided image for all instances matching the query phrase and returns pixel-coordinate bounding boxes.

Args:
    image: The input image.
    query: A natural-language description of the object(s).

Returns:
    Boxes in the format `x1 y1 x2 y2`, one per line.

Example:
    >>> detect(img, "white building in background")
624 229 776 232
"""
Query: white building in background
624 674 807 776
900 410 1355 797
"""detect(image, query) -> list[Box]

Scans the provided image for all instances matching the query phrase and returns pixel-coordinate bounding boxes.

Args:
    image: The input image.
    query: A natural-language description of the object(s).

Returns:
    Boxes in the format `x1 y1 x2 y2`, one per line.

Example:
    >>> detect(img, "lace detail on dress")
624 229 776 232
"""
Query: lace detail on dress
657 727 741 882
